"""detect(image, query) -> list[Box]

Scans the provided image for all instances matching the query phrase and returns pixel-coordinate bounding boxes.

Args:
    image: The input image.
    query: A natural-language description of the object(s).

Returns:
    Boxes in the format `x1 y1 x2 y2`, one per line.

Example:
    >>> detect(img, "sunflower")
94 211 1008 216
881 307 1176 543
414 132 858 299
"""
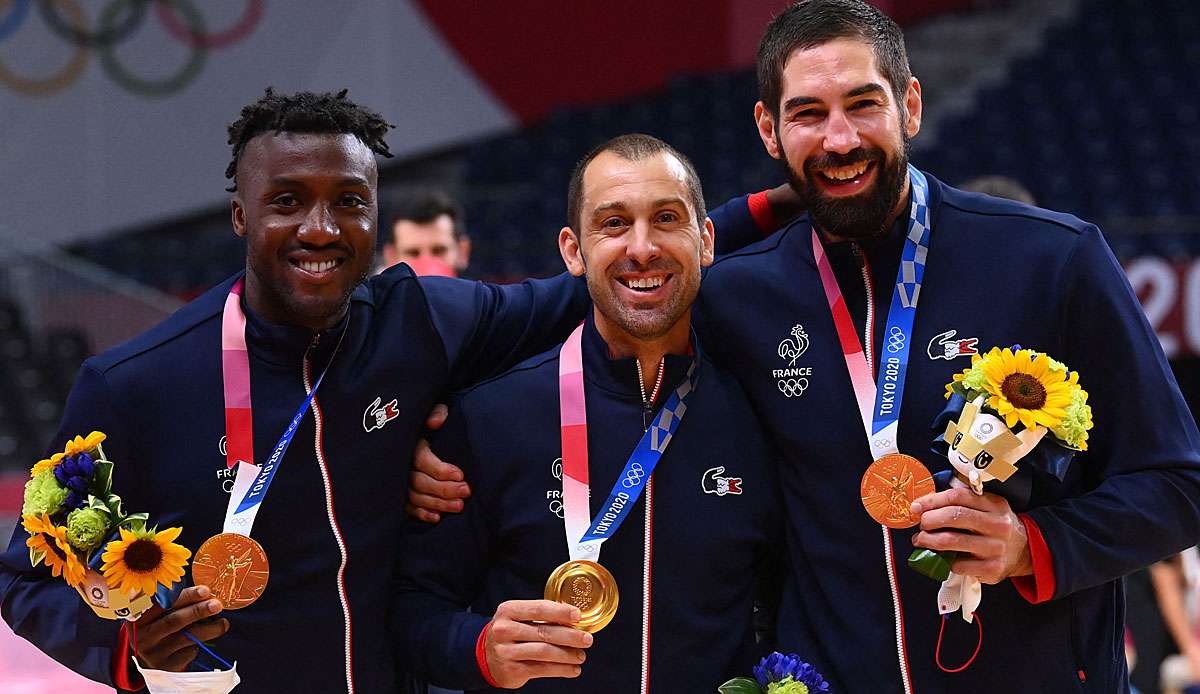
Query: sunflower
101 526 191 596
63 431 106 458
24 514 87 588
30 452 64 476
979 348 1075 429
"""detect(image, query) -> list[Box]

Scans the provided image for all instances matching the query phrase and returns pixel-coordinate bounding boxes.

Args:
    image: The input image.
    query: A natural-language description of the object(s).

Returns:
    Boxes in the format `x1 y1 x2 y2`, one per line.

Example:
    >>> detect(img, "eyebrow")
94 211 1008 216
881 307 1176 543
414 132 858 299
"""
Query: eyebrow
591 201 629 216
267 175 371 188
782 82 888 112
592 197 689 216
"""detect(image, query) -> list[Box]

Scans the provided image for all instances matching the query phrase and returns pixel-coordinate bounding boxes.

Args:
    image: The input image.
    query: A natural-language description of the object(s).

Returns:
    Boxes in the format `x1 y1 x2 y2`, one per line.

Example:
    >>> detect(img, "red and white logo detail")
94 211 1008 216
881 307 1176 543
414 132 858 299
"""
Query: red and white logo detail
702 466 743 496
928 329 979 361
363 397 400 432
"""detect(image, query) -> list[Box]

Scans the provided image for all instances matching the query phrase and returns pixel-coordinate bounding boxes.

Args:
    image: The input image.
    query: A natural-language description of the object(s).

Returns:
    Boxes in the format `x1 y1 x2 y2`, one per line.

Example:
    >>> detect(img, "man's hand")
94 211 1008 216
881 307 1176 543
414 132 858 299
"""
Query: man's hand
910 487 1032 584
764 183 805 228
485 600 592 688
133 585 229 672
406 403 471 523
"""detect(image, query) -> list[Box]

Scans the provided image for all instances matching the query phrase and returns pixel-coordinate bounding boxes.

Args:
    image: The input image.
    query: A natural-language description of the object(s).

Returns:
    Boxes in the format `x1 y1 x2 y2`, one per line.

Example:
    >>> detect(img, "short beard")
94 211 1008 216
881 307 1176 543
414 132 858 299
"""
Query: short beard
785 134 911 240
585 259 697 341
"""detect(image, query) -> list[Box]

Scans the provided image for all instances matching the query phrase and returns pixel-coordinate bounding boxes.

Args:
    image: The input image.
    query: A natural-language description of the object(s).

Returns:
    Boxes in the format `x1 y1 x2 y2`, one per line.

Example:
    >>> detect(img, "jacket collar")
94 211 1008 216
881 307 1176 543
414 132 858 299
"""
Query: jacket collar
229 271 358 367
580 310 695 405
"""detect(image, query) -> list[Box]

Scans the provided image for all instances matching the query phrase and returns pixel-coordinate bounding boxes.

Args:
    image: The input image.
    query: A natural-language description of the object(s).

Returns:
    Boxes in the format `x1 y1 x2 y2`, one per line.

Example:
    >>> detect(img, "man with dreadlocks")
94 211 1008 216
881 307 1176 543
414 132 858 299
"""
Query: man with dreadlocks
0 88 588 693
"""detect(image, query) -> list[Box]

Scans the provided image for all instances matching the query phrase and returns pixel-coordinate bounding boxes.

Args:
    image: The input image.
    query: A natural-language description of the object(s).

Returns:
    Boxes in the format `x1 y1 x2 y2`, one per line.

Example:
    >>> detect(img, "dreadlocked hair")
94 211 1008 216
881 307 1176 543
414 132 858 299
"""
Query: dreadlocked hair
224 87 395 191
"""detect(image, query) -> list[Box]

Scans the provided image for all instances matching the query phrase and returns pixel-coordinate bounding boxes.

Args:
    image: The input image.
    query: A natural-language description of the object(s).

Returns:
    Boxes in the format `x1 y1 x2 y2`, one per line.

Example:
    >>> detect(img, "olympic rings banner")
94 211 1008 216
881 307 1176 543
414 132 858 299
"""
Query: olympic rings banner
2 0 787 243
1 0 517 242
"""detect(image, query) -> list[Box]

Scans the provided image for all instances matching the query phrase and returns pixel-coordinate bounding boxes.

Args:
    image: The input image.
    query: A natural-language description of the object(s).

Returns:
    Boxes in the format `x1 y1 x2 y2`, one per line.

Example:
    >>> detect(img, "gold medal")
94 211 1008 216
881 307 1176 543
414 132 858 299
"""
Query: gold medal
191 533 270 610
544 560 618 633
860 453 935 529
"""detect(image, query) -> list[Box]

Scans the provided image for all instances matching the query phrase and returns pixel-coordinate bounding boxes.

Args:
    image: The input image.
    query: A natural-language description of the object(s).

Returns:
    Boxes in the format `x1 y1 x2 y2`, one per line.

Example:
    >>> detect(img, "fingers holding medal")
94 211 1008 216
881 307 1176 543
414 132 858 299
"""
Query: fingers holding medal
485 598 593 688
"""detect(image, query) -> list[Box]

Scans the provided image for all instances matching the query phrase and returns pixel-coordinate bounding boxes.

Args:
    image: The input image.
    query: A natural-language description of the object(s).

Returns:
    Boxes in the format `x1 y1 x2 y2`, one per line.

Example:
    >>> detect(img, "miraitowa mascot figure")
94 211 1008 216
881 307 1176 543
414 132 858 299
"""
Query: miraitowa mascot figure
909 346 1093 623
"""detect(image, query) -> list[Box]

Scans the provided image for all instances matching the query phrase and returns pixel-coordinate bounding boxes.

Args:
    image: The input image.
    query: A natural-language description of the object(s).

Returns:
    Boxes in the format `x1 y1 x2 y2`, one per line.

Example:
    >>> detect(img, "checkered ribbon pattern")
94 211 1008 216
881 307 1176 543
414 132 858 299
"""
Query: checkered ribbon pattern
898 168 931 309
649 362 697 453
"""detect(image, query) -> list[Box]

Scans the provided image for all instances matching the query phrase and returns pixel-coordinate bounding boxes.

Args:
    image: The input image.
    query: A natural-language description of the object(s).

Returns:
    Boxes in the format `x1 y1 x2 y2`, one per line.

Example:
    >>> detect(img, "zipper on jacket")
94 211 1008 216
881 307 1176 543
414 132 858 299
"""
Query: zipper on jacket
303 340 355 694
632 357 663 692
634 358 666 431
855 242 915 694
852 243 876 379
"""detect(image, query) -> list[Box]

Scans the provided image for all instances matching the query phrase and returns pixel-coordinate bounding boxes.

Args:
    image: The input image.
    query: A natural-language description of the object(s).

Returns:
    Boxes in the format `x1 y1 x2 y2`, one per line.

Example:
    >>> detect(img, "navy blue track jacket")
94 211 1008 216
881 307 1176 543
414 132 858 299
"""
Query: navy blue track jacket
701 170 1200 693
395 314 782 692
0 264 588 693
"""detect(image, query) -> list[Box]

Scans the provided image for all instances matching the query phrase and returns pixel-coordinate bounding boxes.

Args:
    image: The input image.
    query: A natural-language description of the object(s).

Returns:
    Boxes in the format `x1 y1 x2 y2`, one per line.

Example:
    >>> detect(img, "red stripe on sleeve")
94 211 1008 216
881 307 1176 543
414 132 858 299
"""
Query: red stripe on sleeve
476 620 500 687
746 190 779 236
112 621 144 691
1011 513 1056 603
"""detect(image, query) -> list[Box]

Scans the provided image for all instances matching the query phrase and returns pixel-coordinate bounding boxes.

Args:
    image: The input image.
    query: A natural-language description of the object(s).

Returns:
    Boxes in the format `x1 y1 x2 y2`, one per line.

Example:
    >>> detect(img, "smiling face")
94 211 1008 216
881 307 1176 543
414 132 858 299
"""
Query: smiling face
755 37 922 239
559 150 714 346
231 132 378 331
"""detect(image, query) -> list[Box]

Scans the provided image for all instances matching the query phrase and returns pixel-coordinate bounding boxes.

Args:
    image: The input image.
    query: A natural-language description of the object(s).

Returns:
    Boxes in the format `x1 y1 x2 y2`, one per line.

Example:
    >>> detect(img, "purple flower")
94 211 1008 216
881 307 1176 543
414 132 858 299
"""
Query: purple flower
752 652 830 691
53 453 96 510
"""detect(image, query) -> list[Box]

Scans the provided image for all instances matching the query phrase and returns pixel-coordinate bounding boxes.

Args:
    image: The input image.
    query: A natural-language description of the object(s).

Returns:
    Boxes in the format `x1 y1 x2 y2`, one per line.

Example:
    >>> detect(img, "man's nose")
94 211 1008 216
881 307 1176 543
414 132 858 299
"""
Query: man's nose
297 204 339 244
626 221 660 265
822 109 861 155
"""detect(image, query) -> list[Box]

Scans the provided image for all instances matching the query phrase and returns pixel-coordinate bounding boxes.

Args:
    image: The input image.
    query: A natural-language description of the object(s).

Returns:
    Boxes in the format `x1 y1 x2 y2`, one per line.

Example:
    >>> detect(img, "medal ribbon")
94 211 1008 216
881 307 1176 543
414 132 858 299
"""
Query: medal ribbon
558 322 697 562
220 277 339 536
812 165 931 459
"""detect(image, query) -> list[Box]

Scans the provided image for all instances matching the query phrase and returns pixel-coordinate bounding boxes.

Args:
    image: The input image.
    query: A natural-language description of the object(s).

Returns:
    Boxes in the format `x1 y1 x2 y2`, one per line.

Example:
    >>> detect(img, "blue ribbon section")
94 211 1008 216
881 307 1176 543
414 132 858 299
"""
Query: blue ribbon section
871 166 931 437
580 364 698 543
233 364 332 515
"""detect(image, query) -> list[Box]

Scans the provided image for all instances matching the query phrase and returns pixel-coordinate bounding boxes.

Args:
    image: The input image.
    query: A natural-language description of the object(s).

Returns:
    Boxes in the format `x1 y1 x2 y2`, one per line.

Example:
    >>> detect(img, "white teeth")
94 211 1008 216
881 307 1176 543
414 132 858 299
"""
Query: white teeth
625 276 664 289
822 161 868 181
299 260 338 273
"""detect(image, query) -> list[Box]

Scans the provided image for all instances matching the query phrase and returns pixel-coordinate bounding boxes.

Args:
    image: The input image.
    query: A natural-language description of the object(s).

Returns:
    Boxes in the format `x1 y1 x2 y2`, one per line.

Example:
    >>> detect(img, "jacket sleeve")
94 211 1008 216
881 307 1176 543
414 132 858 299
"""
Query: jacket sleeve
393 400 492 690
0 362 133 687
711 191 778 257
418 273 590 390
1025 225 1200 599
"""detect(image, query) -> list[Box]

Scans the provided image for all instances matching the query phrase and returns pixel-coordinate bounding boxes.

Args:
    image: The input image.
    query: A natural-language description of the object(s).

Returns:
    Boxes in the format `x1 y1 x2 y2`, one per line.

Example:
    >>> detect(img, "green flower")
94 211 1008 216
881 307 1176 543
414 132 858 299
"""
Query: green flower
66 507 109 552
767 677 810 694
22 471 68 519
1051 387 1093 450
1044 355 1068 374
960 360 988 394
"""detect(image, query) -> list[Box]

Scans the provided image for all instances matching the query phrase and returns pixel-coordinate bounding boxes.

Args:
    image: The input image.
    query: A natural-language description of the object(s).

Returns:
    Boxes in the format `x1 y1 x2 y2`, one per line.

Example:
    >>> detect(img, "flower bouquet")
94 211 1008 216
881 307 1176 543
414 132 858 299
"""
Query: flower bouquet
719 652 830 693
909 346 1093 619
22 431 191 621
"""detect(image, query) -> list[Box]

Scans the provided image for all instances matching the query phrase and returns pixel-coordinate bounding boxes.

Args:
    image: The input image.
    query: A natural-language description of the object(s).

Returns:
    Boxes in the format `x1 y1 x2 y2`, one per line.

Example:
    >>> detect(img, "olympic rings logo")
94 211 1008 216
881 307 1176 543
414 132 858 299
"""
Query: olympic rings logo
887 325 906 353
776 377 808 398
0 0 264 97
621 462 646 488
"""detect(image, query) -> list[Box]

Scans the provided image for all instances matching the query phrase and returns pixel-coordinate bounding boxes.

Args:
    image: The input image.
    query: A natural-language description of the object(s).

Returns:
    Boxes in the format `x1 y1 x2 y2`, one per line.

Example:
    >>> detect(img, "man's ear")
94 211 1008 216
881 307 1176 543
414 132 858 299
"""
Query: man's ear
455 236 472 271
382 243 400 268
559 227 586 277
903 77 923 140
700 216 715 267
231 198 247 238
754 101 782 160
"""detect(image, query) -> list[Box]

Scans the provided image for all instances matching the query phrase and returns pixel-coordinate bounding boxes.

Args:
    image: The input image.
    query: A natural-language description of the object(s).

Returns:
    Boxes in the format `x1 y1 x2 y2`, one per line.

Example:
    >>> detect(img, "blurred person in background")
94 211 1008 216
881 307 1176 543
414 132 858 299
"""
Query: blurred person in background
1145 551 1200 694
959 174 1037 206
381 190 472 277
